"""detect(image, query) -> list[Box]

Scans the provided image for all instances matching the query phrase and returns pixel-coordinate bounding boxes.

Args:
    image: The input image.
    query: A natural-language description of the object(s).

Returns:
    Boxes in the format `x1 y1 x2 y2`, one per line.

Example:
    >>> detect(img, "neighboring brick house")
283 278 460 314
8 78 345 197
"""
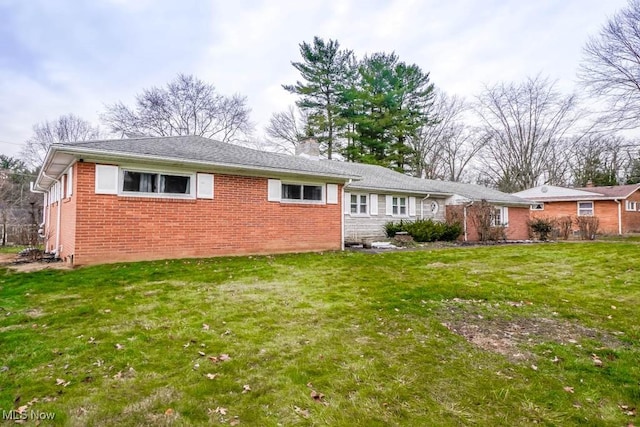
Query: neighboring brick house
513 184 640 235
322 161 532 243
33 136 357 265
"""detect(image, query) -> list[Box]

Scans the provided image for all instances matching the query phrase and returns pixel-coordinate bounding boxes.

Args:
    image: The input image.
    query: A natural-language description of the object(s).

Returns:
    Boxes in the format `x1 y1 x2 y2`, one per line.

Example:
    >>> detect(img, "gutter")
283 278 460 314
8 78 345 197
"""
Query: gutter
615 199 622 235
341 180 351 251
36 145 359 190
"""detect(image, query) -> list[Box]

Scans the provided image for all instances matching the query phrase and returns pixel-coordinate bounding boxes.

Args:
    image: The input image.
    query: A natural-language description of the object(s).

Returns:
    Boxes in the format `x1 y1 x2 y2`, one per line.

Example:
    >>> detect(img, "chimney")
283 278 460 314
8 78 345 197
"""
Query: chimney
586 180 594 188
295 139 320 160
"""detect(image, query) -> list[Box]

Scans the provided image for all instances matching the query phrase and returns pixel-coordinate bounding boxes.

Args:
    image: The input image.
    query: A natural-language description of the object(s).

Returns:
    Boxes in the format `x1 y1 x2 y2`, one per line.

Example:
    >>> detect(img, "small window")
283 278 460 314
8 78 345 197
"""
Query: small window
282 183 323 202
578 201 594 216
492 208 502 226
626 200 637 211
122 170 191 195
531 203 544 211
392 197 407 215
350 194 368 214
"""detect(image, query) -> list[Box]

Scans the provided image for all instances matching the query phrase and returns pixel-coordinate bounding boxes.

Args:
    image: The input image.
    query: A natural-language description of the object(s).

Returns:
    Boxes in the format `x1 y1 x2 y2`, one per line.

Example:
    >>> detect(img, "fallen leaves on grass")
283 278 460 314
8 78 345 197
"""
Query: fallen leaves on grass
619 404 637 416
206 373 218 380
55 378 71 387
294 406 310 418
211 407 227 415
202 323 210 331
591 354 603 367
563 386 575 394
115 343 124 350
242 384 251 393
310 390 328 405
230 416 240 425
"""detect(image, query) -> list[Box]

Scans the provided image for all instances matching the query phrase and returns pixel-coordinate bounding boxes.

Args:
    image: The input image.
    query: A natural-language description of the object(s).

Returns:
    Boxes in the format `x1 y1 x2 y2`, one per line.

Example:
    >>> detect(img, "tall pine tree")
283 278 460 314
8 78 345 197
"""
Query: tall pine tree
283 37 353 159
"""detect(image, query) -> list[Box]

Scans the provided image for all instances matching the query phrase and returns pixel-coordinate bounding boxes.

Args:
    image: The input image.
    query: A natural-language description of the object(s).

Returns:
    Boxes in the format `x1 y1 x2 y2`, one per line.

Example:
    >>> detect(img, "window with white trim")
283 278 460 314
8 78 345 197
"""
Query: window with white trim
491 206 509 227
121 169 192 196
577 201 594 216
350 194 368 214
531 203 544 211
626 200 637 211
281 183 323 202
392 196 407 215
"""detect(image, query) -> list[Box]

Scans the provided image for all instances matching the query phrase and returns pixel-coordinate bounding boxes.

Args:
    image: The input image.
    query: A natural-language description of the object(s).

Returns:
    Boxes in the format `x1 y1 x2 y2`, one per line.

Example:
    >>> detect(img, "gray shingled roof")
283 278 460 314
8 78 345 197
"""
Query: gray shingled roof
50 135 358 180
322 160 531 206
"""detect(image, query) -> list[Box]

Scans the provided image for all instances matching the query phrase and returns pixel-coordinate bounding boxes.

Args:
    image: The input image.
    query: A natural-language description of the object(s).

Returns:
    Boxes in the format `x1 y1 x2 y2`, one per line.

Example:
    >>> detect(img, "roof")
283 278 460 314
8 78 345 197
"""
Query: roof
514 184 640 202
323 160 531 206
34 136 359 191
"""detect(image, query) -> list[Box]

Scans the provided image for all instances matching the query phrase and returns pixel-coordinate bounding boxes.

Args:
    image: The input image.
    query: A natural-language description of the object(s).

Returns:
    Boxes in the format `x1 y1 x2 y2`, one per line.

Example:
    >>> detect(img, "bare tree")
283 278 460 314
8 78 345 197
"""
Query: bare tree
102 74 254 142
579 0 640 129
264 105 310 153
474 76 582 192
410 91 485 181
21 114 100 169
571 135 632 186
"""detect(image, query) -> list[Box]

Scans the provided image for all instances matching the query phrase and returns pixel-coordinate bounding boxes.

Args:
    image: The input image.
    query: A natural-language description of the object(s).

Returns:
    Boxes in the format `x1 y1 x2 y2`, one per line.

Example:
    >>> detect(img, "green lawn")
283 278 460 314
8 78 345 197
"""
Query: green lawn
1 243 638 426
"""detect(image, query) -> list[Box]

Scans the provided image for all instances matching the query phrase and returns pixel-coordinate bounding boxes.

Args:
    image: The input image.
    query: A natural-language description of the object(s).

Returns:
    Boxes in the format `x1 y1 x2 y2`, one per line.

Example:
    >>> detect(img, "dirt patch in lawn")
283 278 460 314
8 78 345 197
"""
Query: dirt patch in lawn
438 299 622 362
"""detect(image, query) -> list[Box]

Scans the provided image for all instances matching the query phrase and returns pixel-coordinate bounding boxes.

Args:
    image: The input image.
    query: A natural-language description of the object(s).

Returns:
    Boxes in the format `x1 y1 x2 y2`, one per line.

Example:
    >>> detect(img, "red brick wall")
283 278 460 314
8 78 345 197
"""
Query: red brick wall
446 205 529 241
62 162 343 265
45 173 77 262
622 189 640 233
530 200 622 234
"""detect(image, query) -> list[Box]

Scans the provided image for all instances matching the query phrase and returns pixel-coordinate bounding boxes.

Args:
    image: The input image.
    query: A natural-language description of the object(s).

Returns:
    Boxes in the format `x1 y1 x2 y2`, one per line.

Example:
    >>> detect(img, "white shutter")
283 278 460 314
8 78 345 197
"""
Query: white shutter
409 197 416 216
196 173 214 199
66 166 73 197
95 165 119 194
61 175 66 199
502 207 509 226
370 194 378 215
267 179 281 202
386 195 393 215
343 192 350 214
326 184 338 204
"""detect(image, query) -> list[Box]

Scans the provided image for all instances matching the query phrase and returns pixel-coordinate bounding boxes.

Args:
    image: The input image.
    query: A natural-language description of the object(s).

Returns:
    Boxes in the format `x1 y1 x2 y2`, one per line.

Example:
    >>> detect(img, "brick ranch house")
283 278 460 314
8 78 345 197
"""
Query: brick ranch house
33 136 358 265
513 184 640 235
33 136 533 265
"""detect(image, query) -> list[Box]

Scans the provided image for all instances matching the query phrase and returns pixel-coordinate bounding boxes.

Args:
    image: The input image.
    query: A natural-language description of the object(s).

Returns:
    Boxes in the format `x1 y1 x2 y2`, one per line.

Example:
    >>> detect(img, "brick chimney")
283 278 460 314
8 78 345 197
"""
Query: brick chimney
586 180 594 188
295 139 320 160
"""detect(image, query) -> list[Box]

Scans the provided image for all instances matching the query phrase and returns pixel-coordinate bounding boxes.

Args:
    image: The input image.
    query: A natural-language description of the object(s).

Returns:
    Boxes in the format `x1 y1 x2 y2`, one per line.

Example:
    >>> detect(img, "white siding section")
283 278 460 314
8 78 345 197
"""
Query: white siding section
95 165 119 194
326 184 338 204
409 197 416 216
66 166 73 197
267 179 281 202
196 173 214 199
369 194 378 215
344 192 351 214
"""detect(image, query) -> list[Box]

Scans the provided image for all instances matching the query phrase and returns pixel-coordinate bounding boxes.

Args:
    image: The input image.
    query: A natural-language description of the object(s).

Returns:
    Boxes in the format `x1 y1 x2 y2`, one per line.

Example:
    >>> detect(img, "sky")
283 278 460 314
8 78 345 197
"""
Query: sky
0 0 630 159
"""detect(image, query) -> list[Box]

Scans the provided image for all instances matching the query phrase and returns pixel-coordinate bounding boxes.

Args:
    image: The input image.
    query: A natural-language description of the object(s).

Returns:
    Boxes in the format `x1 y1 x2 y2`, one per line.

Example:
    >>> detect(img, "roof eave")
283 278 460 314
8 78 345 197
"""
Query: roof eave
36 145 359 190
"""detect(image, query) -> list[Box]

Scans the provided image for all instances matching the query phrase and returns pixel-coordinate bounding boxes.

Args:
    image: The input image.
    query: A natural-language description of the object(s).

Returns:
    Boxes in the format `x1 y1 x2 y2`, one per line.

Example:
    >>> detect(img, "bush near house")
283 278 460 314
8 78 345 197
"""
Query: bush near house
528 217 555 241
576 216 600 240
384 218 462 242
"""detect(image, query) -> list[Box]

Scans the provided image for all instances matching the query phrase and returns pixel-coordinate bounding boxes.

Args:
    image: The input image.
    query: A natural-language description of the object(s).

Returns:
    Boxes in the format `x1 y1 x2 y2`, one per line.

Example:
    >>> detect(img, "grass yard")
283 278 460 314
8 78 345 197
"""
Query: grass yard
1 243 639 426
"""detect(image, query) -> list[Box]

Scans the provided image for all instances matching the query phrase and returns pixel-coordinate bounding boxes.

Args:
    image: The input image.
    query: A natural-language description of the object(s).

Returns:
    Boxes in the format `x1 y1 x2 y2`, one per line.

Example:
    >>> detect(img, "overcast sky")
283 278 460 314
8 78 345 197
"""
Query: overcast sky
0 0 629 159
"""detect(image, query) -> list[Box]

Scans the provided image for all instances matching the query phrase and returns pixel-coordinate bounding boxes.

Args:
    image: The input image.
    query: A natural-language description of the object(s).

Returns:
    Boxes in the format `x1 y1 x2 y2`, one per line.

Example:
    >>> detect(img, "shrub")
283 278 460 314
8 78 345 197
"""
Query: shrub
528 217 554 241
576 216 599 240
383 219 462 242
384 220 405 238
555 216 573 240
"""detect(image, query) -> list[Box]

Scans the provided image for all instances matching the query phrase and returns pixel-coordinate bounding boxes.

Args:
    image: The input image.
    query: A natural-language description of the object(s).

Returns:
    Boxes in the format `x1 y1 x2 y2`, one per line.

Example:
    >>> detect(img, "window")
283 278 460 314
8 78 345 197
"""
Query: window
392 197 407 215
531 203 544 211
626 200 637 211
122 170 191 195
282 183 323 202
491 206 509 226
350 194 368 214
577 201 594 216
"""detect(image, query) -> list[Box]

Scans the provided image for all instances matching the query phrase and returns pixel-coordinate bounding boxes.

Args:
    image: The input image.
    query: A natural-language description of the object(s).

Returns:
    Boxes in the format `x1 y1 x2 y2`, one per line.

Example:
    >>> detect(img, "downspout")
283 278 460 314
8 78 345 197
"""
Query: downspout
420 194 430 219
615 199 622 235
56 180 62 258
463 201 474 242
341 180 350 251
